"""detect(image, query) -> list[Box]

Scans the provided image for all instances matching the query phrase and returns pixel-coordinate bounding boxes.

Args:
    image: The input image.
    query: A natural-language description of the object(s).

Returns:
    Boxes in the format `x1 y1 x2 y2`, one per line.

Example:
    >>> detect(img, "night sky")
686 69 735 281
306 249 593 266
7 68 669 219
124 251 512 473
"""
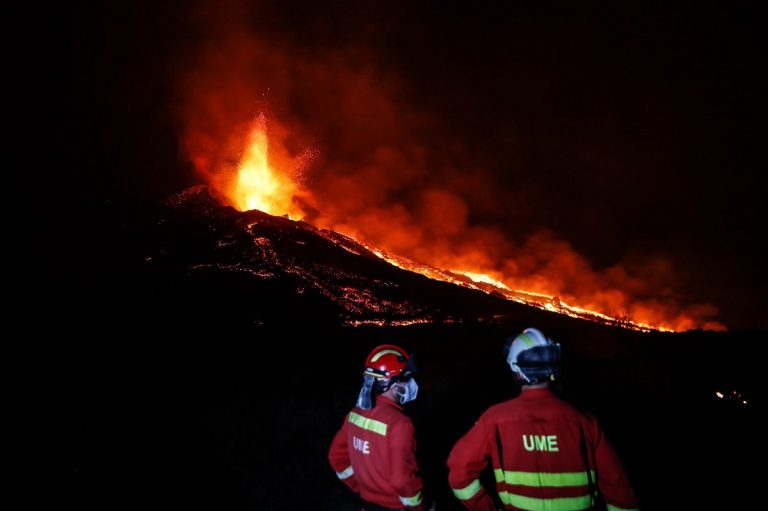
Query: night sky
32 0 767 329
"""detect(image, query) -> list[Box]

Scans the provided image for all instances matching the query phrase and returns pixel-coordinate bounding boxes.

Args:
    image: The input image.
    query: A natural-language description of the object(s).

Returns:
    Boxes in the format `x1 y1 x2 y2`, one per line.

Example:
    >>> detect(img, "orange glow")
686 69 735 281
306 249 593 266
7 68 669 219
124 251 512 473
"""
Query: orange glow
178 10 726 339
453 270 511 291
226 114 304 218
207 117 722 332
365 248 681 331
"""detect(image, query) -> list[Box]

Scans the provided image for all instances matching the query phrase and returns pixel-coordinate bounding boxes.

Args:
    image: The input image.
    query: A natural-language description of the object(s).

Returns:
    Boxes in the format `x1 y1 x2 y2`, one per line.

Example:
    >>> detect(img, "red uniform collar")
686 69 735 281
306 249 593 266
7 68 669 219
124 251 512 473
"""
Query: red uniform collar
519 387 555 399
377 396 404 411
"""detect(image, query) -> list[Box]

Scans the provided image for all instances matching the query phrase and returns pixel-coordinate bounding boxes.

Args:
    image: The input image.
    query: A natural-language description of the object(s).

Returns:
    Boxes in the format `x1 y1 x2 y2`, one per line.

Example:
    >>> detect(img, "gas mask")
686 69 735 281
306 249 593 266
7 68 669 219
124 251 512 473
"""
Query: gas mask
393 377 419 404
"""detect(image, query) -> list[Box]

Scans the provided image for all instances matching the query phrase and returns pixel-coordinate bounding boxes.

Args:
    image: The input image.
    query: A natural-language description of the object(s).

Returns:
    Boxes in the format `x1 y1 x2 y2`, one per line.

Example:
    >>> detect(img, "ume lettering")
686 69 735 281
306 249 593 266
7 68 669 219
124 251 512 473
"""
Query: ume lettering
353 436 370 454
522 434 559 452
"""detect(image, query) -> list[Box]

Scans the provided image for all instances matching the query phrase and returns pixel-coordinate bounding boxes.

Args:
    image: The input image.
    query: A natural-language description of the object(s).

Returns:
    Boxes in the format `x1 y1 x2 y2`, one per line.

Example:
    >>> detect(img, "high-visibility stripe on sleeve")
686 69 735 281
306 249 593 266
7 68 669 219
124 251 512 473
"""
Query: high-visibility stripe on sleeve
452 479 482 500
606 505 639 511
348 412 388 436
494 469 596 487
399 491 423 506
499 491 593 511
335 465 354 480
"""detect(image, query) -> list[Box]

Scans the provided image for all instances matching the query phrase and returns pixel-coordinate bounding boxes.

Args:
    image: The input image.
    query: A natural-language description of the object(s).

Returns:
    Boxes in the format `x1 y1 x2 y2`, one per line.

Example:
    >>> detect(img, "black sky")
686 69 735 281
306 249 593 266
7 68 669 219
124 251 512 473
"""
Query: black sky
34 0 767 329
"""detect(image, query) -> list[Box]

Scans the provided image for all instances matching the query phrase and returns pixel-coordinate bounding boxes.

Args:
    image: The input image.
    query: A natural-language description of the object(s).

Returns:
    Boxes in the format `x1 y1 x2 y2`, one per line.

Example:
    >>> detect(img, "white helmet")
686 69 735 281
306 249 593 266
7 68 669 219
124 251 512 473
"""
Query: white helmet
504 327 561 383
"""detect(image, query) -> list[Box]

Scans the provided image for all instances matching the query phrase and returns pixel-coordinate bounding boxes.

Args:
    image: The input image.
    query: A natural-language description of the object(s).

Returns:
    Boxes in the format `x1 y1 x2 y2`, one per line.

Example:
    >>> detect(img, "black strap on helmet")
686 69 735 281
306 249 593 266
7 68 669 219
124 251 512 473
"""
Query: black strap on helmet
403 352 417 377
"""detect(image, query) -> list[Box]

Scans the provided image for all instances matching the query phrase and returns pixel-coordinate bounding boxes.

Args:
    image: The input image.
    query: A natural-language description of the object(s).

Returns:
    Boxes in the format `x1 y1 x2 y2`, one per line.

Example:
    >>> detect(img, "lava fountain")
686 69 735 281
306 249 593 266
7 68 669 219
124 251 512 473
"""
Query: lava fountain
224 113 306 219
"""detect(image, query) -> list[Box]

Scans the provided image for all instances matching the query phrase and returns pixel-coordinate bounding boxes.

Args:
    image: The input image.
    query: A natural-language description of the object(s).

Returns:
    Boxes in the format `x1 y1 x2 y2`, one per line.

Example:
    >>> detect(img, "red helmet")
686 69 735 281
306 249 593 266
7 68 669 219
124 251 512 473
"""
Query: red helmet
363 344 414 391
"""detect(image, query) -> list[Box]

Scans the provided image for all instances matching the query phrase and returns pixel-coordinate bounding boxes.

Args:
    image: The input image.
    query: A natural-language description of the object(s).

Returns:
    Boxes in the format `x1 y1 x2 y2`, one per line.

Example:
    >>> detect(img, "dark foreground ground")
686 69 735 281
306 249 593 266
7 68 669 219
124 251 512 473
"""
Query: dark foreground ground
60 324 763 510
37 199 765 510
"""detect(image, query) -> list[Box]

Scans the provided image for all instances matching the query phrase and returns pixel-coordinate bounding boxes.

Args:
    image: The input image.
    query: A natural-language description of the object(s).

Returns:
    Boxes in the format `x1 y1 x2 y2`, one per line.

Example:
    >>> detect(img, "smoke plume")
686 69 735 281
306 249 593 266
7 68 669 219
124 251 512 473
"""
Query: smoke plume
176 1 724 331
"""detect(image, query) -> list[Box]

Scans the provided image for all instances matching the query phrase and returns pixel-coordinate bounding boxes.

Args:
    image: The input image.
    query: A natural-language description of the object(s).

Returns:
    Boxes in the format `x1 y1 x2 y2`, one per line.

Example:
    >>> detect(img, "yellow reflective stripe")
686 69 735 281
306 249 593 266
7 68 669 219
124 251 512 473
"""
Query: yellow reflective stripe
499 491 592 511
500 470 596 487
606 506 639 511
452 479 482 500
348 412 388 436
335 465 354 480
399 491 423 506
371 349 402 362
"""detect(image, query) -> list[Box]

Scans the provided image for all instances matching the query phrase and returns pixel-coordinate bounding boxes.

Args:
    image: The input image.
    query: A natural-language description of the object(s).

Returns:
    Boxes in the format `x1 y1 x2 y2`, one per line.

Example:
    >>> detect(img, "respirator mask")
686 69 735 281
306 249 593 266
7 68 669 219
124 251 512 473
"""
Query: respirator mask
393 376 419 404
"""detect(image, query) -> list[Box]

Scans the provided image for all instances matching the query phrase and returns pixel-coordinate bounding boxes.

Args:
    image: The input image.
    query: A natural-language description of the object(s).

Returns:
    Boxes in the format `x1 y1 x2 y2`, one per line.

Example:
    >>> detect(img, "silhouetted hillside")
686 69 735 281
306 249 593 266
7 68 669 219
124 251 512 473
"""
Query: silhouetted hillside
59 188 765 510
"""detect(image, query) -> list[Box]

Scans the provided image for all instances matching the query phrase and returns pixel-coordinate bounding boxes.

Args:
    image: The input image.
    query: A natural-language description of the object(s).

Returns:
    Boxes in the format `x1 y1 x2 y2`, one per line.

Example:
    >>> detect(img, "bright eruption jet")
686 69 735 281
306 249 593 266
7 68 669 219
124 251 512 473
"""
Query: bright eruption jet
227 114 304 219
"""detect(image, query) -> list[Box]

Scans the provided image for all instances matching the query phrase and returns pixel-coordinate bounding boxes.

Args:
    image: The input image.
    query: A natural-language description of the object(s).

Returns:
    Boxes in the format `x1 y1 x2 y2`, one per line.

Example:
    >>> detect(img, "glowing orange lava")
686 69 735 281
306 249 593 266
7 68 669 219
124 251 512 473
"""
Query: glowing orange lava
454 270 511 291
227 114 304 219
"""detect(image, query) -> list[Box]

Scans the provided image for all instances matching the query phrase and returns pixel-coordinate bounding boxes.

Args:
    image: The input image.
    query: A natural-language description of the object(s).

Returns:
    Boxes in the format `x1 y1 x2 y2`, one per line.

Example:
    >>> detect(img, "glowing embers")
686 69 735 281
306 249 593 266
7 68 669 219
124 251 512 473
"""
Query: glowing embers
343 318 449 327
714 389 749 406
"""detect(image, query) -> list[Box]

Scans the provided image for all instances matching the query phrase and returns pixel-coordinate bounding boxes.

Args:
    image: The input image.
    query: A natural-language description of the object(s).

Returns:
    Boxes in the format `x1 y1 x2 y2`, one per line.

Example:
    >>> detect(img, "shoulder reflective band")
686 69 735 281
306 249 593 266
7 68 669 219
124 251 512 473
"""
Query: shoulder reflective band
498 492 593 511
452 479 482 500
335 465 354 480
399 491 423 506
348 412 388 436
606 506 639 511
494 469 597 487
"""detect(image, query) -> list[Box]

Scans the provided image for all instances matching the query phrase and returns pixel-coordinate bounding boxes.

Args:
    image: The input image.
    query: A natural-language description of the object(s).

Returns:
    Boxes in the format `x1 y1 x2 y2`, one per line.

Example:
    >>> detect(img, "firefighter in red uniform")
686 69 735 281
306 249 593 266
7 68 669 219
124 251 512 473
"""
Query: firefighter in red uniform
329 344 424 511
448 328 639 511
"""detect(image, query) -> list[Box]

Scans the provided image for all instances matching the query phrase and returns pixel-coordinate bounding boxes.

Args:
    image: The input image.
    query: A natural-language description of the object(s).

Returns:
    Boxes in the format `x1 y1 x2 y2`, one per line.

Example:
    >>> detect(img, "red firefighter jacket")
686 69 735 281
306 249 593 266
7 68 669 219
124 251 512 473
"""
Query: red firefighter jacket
329 397 423 510
447 388 638 511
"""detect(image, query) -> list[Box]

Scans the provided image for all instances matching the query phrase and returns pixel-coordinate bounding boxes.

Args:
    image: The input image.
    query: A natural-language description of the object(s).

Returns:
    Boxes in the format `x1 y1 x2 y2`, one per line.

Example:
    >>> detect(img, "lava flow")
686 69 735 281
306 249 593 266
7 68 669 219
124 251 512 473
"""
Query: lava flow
199 115 720 333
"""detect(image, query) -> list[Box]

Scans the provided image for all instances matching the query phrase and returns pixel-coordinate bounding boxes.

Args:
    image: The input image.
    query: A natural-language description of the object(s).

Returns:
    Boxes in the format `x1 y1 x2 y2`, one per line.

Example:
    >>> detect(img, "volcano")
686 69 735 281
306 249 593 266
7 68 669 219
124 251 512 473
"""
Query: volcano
63 187 763 511
155 185 588 329
157 186 673 331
